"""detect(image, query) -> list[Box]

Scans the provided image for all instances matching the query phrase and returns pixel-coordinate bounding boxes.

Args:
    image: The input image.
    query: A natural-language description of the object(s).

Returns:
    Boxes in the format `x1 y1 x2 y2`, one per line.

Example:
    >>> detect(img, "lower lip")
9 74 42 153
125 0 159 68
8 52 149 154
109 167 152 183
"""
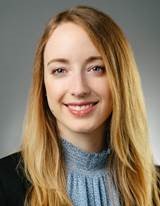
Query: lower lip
65 104 97 117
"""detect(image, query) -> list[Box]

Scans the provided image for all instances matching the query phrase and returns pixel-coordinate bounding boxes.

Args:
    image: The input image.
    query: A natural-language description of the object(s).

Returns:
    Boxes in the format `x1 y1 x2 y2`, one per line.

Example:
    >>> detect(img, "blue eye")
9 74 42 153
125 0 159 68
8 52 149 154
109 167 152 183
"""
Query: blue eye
90 65 105 73
51 68 66 75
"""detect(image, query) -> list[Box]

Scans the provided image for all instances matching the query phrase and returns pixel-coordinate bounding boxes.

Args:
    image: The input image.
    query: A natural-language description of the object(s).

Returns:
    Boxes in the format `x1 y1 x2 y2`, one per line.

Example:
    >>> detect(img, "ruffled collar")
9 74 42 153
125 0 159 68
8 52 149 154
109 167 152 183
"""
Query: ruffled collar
60 137 111 171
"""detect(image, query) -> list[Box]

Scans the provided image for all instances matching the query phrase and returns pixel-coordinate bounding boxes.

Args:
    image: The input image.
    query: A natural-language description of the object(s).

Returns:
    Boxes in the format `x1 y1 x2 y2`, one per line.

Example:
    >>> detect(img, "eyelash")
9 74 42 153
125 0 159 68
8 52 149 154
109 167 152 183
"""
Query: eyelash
51 65 105 75
88 65 105 73
51 67 66 75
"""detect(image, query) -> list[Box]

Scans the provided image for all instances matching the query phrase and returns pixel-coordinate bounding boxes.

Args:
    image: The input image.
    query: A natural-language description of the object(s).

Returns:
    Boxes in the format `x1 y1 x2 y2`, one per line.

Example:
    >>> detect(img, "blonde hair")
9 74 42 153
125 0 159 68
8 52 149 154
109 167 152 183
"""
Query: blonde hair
20 5 160 206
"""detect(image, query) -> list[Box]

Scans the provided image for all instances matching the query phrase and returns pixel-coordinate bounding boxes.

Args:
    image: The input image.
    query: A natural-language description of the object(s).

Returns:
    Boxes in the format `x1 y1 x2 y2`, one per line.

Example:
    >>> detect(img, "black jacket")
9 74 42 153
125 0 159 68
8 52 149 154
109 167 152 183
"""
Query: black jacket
0 152 160 206
0 152 30 206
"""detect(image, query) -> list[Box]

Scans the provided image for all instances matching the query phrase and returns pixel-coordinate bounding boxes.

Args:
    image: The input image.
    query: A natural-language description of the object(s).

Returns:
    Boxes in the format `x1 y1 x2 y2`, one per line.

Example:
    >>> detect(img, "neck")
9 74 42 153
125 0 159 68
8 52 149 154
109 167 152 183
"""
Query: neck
60 137 111 171
58 124 107 153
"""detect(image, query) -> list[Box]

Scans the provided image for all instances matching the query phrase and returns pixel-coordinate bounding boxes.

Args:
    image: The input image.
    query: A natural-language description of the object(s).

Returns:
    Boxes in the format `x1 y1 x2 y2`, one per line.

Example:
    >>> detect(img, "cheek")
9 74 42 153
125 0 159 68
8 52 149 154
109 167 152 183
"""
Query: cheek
104 86 112 107
95 81 113 109
45 80 64 106
93 79 112 98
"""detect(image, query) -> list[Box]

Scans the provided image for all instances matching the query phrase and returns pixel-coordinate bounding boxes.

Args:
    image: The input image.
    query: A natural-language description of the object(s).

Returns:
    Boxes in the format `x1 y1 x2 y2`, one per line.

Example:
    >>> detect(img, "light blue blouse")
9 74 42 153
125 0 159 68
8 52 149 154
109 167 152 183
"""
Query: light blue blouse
60 137 120 206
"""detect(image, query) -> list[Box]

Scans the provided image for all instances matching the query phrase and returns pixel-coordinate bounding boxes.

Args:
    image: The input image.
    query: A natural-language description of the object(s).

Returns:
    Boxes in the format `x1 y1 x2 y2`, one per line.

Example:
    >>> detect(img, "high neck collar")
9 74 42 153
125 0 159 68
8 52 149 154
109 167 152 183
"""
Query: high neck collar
60 137 111 171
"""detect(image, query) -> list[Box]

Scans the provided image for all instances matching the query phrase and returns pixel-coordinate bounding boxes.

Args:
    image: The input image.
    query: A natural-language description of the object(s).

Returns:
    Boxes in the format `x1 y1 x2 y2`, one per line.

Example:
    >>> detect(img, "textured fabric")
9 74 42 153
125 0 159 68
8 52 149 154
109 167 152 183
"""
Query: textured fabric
60 137 120 206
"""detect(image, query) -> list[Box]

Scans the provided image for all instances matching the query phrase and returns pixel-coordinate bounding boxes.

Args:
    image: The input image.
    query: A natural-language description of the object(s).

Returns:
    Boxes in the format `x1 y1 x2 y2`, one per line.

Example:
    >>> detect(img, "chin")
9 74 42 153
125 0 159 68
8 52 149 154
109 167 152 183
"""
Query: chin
70 125 97 134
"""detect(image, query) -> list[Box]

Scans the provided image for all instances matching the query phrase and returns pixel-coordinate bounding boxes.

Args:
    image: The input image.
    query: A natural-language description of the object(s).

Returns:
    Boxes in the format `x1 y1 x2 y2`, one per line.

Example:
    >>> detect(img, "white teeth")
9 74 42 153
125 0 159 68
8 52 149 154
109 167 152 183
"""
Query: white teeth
68 104 93 111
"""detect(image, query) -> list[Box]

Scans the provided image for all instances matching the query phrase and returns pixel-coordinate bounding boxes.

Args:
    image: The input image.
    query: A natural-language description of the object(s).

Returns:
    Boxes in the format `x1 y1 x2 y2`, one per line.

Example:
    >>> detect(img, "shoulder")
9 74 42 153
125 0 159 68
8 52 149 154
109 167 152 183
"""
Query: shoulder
0 152 30 205
0 152 24 182
0 152 21 171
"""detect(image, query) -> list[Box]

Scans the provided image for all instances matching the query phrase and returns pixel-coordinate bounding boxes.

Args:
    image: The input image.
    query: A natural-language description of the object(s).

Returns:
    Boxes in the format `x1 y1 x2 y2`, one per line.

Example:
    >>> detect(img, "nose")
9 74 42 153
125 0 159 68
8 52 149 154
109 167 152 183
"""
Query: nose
70 73 91 98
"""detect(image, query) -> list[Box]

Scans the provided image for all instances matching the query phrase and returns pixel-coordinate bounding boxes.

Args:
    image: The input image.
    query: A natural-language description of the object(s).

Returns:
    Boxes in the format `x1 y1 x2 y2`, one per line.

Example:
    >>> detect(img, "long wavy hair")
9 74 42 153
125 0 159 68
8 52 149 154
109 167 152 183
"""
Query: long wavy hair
20 5 160 206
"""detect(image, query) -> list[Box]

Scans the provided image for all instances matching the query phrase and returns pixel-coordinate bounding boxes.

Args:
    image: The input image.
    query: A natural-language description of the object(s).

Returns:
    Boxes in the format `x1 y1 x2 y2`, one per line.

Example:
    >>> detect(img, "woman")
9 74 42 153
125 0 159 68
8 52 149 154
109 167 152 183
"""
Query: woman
0 5 159 206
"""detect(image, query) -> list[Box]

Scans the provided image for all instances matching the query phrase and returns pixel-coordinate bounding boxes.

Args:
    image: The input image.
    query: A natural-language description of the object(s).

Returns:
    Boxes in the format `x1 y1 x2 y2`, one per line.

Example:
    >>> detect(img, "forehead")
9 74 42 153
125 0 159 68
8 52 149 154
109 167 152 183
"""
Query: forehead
44 22 101 62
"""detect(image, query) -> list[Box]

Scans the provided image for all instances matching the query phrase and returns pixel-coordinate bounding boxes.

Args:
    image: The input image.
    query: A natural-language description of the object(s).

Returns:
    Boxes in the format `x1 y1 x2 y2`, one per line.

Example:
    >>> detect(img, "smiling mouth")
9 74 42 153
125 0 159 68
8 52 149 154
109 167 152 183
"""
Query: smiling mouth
63 101 99 116
64 101 98 109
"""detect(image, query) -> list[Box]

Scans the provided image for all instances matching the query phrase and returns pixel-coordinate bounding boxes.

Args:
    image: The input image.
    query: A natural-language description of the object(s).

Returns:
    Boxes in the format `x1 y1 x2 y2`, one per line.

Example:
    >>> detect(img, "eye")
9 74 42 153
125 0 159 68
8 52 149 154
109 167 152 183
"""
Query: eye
51 68 66 75
89 65 105 73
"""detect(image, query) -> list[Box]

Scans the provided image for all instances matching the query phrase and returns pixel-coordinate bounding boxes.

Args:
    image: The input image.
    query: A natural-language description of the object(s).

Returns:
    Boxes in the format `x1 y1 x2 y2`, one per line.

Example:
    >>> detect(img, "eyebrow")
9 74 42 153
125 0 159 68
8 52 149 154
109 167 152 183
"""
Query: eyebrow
47 56 103 67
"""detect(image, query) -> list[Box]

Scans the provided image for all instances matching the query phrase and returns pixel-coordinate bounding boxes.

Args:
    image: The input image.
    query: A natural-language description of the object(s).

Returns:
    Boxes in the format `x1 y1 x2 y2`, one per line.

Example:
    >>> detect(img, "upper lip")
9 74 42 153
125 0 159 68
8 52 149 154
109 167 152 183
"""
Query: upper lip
64 101 99 106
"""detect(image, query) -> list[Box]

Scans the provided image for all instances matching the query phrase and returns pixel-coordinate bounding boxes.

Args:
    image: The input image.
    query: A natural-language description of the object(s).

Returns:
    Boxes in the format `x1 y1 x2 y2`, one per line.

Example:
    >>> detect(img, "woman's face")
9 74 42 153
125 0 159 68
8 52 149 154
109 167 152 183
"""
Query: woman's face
44 22 112 137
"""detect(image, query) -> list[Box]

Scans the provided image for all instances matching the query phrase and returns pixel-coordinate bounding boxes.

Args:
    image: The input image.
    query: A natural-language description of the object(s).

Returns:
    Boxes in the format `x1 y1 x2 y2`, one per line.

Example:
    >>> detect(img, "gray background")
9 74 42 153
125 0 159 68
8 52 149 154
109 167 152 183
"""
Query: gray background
0 0 159 165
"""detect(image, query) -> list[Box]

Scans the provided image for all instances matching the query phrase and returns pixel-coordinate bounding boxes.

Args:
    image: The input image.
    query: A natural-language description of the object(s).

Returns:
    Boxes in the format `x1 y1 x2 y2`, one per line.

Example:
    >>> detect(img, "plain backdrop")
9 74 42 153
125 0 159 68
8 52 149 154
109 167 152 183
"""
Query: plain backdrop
0 0 159 165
